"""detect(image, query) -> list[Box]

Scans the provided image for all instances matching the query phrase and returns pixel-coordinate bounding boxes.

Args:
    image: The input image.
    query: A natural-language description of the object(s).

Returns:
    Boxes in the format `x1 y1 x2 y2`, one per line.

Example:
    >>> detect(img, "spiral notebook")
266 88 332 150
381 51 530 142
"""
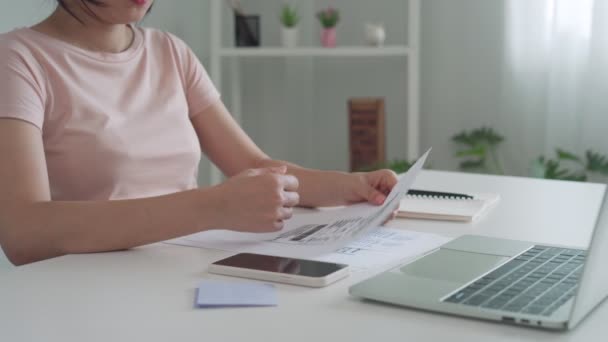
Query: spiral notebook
398 190 500 222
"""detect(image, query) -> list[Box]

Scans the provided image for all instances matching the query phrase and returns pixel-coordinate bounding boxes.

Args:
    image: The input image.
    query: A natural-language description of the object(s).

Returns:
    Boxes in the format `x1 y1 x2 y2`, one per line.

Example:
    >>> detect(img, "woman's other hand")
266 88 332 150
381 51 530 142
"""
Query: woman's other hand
210 166 300 233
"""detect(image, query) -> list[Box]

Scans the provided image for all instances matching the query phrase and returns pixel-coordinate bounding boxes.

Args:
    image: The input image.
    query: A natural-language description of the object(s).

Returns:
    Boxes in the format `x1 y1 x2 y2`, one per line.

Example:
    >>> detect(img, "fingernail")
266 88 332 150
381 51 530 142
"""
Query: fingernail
374 194 385 204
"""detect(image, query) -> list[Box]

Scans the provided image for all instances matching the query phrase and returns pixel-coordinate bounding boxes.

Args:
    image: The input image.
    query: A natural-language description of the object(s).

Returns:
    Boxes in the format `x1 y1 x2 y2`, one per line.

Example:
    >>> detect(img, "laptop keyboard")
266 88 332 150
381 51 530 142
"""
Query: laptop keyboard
444 246 585 316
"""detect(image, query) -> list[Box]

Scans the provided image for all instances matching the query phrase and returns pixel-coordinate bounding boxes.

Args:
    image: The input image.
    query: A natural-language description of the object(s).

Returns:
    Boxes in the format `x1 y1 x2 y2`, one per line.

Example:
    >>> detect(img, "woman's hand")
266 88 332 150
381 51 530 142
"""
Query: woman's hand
341 169 400 224
343 169 400 205
209 166 300 233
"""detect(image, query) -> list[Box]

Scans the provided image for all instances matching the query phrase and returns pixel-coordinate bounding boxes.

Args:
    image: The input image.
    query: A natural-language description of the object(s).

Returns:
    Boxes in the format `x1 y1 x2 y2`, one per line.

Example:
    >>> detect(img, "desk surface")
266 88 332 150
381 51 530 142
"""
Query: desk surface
1 170 606 342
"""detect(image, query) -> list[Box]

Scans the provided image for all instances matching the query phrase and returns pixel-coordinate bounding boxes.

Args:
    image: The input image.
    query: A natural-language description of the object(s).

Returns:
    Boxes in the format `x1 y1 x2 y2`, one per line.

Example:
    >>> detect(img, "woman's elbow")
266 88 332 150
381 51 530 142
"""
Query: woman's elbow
0 237 56 266
0 216 54 266
0 239 31 266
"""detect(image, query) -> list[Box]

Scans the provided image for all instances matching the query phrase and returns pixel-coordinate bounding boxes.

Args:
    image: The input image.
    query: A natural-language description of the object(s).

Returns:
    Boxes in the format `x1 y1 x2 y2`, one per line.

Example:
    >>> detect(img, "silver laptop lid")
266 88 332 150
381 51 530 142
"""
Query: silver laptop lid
569 186 608 328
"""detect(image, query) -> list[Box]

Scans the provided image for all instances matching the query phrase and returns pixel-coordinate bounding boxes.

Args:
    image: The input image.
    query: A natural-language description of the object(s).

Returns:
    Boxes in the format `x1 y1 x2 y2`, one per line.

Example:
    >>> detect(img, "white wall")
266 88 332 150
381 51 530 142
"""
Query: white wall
141 0 211 61
421 0 506 171
0 0 53 31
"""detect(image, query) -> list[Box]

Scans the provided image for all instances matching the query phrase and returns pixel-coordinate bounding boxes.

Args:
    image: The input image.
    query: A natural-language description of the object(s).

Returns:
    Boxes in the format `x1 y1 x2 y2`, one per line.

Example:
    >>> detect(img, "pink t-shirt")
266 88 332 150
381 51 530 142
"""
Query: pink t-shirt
0 27 220 200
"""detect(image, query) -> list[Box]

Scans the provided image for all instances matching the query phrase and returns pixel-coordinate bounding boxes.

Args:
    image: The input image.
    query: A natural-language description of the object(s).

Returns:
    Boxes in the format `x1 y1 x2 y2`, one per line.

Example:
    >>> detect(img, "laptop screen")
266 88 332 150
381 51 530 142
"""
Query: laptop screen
569 187 608 328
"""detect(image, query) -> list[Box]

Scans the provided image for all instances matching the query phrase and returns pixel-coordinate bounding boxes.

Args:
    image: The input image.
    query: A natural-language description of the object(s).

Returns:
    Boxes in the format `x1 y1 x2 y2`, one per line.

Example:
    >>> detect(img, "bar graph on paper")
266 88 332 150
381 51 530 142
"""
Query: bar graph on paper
315 228 450 272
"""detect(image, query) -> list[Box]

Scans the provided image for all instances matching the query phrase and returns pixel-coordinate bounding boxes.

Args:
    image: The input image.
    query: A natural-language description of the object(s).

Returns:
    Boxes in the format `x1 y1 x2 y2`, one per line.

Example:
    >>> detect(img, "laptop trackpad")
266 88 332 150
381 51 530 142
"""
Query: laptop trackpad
401 249 508 284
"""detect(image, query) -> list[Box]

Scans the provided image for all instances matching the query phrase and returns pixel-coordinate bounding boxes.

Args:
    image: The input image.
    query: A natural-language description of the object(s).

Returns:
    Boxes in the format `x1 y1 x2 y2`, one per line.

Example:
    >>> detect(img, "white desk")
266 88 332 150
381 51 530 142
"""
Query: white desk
1 170 606 342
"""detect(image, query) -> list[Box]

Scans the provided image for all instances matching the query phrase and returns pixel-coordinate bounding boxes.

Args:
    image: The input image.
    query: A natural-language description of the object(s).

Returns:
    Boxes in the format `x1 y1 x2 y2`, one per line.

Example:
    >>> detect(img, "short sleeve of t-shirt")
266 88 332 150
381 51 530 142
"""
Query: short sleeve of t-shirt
0 39 46 129
165 33 220 118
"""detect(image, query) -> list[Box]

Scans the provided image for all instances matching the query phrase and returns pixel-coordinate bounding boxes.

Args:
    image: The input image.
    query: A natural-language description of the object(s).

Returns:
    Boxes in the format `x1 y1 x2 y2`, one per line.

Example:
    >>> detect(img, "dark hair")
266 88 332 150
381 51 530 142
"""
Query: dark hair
57 0 106 24
57 0 152 24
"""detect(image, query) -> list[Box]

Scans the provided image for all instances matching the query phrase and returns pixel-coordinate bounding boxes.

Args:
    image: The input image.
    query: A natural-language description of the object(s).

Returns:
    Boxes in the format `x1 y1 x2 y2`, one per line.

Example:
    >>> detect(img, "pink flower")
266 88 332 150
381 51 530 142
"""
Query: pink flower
317 6 340 28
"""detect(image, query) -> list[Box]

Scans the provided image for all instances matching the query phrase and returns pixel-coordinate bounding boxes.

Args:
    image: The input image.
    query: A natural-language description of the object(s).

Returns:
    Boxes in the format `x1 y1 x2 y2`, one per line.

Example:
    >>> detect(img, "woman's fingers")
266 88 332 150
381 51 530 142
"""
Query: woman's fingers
278 207 294 220
282 191 300 207
279 174 299 192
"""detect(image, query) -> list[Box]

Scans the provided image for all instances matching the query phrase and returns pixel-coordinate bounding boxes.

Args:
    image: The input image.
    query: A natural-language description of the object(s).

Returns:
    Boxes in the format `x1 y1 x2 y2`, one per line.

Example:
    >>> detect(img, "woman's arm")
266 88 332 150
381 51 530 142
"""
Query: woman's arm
254 160 390 208
0 119 215 265
0 119 296 266
191 101 399 208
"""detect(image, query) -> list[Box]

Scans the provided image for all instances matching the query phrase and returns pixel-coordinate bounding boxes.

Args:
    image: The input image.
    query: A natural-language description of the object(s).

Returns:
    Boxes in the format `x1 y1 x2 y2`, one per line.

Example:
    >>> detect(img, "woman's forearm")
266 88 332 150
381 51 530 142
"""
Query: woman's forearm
256 159 351 207
0 188 219 265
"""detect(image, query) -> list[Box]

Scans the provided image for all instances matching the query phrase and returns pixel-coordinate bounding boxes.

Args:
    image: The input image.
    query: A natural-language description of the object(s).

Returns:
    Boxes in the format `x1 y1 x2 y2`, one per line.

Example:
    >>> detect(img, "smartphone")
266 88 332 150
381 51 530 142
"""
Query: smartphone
207 253 350 288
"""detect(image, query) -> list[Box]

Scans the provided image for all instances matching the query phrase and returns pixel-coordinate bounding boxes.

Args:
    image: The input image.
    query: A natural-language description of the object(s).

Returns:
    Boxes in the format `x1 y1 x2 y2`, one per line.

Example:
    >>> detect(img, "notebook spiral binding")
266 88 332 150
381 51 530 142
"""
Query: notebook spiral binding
406 194 473 200
405 190 474 200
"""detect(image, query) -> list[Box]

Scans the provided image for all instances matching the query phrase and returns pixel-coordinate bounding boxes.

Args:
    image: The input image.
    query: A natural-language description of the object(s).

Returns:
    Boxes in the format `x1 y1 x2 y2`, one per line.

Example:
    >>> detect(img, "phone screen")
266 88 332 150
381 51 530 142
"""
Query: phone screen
213 253 347 277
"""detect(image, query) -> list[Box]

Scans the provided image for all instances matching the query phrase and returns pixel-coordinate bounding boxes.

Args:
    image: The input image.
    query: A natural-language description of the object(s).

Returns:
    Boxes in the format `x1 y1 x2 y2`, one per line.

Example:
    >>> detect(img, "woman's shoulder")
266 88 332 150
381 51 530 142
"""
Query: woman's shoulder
0 29 43 69
137 27 199 71
0 28 35 55
138 26 191 52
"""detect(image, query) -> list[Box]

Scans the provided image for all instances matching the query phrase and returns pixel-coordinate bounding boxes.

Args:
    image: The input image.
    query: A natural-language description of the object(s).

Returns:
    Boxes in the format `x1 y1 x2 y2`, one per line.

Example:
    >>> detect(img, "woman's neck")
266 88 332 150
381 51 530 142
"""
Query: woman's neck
31 7 134 54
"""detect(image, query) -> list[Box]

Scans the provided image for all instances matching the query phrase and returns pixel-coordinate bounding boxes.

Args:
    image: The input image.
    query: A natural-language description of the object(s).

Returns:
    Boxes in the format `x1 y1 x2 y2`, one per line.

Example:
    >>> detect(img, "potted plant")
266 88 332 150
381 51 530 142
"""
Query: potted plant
280 4 300 48
317 7 340 47
452 125 608 182
452 126 505 174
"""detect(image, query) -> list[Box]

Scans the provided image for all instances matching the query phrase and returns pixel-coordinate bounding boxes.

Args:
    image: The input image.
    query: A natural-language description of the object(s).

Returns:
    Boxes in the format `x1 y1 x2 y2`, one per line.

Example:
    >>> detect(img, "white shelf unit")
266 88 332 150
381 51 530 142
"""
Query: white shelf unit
208 0 420 185
218 46 411 57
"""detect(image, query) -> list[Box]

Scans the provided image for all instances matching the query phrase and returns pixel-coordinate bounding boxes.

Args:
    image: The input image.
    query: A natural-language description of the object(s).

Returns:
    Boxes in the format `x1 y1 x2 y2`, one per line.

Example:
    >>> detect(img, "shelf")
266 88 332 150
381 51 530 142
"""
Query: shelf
219 46 410 58
207 0 421 185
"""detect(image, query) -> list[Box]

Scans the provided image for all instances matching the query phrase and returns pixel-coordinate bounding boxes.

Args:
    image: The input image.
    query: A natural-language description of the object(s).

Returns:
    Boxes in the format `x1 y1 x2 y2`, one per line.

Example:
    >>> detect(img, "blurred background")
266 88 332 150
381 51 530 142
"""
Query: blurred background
2 0 607 185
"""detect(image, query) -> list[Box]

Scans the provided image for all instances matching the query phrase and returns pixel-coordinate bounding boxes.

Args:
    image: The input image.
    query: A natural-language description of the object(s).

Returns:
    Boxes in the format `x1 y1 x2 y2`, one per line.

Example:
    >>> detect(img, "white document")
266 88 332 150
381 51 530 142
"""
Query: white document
167 149 432 258
168 226 449 273
313 228 451 273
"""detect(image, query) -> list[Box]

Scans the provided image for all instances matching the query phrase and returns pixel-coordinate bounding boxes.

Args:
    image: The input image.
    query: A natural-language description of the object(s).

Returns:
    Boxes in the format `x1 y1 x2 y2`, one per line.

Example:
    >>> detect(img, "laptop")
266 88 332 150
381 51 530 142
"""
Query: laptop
349 188 608 330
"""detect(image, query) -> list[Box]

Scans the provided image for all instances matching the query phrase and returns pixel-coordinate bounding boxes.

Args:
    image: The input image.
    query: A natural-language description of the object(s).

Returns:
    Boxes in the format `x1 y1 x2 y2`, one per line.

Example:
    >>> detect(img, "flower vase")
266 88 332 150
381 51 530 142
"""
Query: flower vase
281 27 299 48
320 27 337 48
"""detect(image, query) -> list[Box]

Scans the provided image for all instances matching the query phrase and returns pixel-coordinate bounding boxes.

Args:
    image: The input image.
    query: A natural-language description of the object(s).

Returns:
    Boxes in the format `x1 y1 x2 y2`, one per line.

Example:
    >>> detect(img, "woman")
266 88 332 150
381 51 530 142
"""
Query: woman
0 0 398 266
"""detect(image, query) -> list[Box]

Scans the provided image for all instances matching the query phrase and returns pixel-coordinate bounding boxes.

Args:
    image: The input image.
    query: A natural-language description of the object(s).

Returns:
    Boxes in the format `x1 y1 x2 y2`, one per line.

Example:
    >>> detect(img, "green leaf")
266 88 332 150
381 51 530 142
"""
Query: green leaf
469 127 503 145
452 127 504 149
539 158 587 182
451 132 475 146
459 159 485 171
543 160 562 179
356 159 413 173
455 145 486 158
280 5 299 27
386 160 413 173
586 150 608 175
452 126 504 173
555 148 581 163
563 173 588 182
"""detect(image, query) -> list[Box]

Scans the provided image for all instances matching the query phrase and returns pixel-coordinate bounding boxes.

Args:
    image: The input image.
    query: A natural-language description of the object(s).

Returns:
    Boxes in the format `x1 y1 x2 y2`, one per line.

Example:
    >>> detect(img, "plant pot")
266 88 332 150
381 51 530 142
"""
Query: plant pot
281 27 299 48
320 27 337 48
